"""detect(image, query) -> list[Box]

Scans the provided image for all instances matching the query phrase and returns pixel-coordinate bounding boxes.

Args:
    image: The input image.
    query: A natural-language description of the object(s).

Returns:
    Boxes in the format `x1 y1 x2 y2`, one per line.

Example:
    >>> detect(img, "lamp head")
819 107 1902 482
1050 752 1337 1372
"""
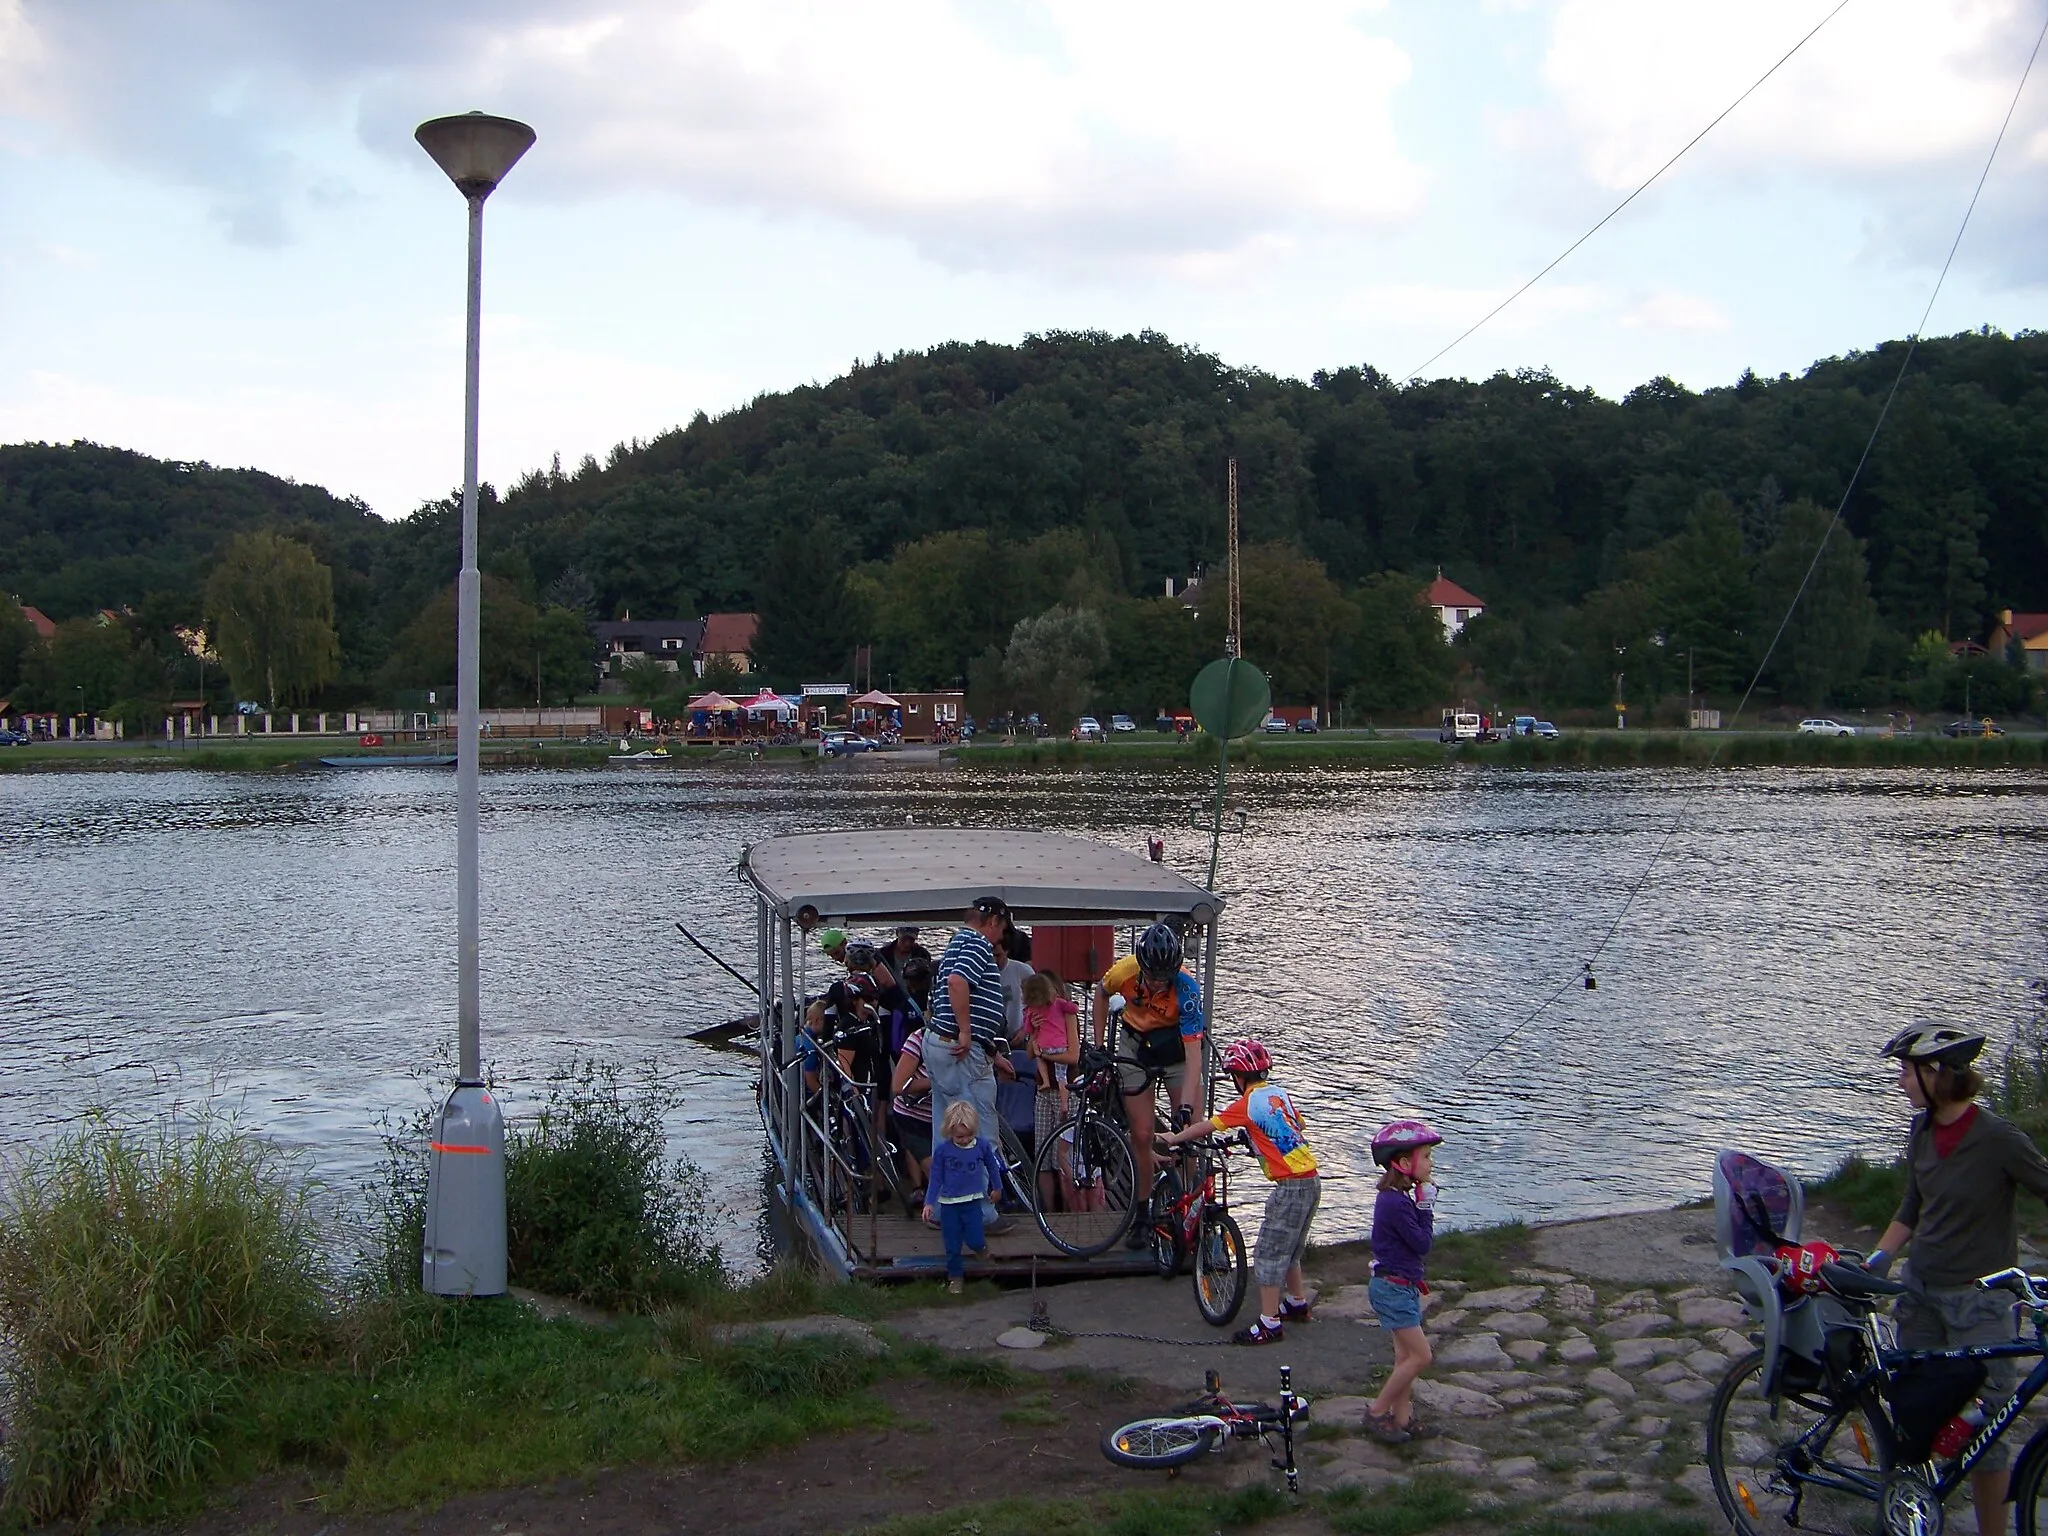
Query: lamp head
415 112 535 199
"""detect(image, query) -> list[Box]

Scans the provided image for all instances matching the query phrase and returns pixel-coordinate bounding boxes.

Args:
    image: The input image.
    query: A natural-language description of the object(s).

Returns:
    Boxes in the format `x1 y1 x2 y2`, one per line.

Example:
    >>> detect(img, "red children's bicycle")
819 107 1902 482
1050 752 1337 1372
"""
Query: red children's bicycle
1144 1125 1250 1326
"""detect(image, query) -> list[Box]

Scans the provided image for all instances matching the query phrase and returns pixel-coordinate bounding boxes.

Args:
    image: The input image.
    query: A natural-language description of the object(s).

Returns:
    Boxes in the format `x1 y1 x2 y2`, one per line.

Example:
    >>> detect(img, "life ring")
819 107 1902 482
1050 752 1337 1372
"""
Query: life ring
360 733 384 747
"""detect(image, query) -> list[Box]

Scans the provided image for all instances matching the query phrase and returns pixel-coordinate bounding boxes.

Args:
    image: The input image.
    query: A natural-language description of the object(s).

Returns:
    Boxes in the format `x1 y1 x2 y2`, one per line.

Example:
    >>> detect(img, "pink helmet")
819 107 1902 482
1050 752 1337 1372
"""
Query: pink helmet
1371 1119 1443 1167
1219 1038 1272 1077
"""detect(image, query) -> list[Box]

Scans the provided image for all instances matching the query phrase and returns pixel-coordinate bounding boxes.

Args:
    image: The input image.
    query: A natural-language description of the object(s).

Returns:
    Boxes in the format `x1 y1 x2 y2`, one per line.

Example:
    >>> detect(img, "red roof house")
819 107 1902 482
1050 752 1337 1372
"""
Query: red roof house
19 604 55 639
1989 609 2048 672
698 612 758 674
1422 570 1486 640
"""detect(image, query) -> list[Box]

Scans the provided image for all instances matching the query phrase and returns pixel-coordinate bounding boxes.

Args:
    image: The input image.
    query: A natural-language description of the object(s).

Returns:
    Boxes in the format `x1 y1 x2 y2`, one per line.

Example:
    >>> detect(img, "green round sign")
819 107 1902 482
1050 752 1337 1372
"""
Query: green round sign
1189 657 1271 740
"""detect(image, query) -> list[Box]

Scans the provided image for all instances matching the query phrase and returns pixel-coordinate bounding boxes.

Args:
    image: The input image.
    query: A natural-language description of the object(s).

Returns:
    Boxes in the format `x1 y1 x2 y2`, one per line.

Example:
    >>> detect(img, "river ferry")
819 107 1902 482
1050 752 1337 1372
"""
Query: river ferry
739 827 1223 1280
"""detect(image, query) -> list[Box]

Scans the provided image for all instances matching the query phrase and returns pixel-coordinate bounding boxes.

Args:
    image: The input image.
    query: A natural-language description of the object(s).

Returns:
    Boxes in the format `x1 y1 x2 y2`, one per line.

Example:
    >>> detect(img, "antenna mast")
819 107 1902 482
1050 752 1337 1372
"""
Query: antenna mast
1225 458 1241 656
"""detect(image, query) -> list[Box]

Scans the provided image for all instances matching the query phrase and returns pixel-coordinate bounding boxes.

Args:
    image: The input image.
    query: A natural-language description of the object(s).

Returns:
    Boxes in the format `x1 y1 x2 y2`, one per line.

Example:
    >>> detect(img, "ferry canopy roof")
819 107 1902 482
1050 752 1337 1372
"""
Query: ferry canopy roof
741 828 1221 925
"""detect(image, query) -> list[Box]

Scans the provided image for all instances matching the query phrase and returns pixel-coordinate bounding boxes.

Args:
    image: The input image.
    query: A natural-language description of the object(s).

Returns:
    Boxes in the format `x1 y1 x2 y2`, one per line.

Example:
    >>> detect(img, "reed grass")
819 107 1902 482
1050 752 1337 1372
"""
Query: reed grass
0 1115 329 1522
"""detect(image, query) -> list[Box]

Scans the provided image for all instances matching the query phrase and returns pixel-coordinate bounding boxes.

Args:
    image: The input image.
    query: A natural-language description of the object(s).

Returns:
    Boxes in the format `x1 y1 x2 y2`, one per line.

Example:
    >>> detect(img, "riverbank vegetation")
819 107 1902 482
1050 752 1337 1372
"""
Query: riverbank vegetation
0 1067 942 1525
6 329 2047 736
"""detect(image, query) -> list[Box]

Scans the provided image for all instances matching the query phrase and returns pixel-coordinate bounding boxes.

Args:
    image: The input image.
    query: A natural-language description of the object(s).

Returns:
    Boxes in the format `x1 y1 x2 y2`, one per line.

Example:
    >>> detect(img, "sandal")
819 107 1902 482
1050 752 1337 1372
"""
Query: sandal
1400 1411 1440 1440
1363 1408 1411 1445
1231 1319 1284 1346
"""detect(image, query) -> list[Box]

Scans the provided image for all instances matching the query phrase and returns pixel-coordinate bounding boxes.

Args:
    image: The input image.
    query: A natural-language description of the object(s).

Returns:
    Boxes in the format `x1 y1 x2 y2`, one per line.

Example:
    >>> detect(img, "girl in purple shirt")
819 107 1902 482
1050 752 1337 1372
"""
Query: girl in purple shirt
1365 1120 1443 1444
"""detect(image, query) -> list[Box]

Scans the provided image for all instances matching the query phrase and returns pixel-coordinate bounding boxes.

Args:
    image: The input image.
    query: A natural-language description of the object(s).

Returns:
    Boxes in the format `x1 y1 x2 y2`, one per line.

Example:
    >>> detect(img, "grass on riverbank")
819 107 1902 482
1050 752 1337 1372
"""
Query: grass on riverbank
960 730 2048 771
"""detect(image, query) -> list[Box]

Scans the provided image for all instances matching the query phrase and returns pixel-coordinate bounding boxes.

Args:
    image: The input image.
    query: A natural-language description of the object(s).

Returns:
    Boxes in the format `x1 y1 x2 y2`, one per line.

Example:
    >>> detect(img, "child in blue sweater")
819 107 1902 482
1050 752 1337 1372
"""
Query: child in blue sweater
924 1100 1006 1293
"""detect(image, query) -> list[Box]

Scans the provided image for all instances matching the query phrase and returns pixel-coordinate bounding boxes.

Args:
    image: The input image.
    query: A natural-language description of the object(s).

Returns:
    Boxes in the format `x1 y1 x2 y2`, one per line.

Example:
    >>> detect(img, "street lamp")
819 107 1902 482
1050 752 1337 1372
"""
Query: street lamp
414 110 534 1298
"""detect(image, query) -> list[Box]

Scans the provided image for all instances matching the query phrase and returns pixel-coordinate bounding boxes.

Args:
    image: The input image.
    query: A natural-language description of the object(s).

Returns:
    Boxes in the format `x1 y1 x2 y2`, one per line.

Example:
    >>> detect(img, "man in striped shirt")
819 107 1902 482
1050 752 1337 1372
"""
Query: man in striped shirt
924 896 1017 1235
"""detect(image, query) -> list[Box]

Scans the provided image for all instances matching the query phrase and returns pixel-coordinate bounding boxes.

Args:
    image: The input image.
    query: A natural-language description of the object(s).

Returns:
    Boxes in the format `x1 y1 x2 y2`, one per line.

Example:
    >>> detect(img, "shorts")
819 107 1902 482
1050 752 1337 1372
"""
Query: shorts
890 1110 932 1162
1253 1175 1320 1287
1897 1274 2019 1469
1115 1024 1190 1096
1369 1274 1424 1331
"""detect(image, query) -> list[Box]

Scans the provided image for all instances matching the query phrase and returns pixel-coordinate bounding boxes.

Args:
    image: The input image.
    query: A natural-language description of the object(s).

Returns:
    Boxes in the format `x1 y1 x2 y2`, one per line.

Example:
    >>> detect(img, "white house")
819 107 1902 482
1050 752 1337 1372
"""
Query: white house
1423 570 1486 641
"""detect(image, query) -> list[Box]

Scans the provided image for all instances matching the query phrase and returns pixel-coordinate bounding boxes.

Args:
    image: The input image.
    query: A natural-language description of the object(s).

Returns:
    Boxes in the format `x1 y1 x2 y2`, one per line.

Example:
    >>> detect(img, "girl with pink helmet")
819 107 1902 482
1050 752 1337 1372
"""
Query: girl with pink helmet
1365 1118 1444 1444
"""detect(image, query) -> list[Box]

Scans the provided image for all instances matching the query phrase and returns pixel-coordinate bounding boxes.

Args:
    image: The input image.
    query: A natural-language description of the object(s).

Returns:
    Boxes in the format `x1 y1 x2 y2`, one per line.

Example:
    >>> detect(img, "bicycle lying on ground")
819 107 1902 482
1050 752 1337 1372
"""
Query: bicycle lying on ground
1708 1259 2048 1536
1145 1122 1251 1326
1102 1366 1309 1492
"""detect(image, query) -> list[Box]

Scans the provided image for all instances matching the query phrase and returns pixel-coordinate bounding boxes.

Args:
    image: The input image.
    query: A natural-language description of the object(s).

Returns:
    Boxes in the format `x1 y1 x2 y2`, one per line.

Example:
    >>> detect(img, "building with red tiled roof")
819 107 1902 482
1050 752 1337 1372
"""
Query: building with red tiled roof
1422 569 1486 640
698 612 758 674
1989 609 2048 672
18 603 55 639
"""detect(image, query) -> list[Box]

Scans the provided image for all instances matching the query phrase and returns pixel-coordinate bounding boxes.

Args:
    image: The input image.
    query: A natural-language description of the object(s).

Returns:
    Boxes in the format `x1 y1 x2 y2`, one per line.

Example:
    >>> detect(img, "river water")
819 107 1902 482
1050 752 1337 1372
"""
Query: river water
1 761 2043 1269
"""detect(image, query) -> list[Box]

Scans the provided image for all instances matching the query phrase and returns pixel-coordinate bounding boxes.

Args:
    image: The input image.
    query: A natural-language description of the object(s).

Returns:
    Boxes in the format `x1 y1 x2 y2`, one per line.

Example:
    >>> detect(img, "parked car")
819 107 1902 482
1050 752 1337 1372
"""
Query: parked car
0 728 32 745
1075 717 1104 741
1529 720 1560 738
1942 717 2005 738
1294 717 1320 734
1796 718 1858 737
1260 716 1290 734
822 731 878 756
1110 713 1137 733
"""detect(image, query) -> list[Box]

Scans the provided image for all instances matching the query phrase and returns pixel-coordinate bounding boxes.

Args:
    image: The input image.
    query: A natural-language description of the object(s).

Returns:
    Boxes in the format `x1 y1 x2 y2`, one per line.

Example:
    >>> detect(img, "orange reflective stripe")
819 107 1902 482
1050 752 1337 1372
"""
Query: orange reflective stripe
430 1142 494 1155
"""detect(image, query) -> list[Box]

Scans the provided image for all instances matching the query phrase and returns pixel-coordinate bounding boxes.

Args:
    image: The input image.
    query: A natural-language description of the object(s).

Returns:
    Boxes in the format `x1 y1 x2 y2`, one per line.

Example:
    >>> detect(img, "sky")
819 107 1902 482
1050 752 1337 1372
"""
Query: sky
3 0 2047 520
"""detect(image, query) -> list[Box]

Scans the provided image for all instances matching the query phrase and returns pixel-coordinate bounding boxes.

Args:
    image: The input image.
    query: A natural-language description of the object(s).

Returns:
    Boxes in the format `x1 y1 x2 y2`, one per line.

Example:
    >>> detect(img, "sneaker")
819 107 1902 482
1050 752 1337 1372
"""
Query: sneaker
947 1277 964 1295
1280 1296 1314 1323
1363 1409 1411 1445
1124 1224 1151 1251
985 1216 1017 1237
1232 1319 1283 1346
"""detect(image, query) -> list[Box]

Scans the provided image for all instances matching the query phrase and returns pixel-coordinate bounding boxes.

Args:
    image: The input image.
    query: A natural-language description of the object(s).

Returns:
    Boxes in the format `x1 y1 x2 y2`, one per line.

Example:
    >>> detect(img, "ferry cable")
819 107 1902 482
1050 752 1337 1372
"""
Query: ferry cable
1460 1 2048 1080
1402 0 1852 383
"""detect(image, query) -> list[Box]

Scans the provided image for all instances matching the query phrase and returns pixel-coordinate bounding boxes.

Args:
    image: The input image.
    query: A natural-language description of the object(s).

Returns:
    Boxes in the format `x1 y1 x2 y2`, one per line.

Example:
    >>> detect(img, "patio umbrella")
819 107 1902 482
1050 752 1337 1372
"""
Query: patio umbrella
686 691 739 711
740 689 793 714
851 690 902 707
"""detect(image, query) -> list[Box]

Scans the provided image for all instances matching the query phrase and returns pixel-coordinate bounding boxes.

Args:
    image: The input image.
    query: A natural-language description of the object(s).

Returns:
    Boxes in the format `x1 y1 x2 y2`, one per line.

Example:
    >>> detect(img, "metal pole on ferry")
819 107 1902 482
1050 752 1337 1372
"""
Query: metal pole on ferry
415 110 535 1298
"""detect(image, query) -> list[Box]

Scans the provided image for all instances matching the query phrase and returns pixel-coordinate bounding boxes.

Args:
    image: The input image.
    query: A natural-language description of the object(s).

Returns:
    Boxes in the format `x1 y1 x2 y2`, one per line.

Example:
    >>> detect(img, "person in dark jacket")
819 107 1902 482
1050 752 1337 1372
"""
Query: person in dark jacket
1364 1120 1443 1445
1869 1023 2048 1536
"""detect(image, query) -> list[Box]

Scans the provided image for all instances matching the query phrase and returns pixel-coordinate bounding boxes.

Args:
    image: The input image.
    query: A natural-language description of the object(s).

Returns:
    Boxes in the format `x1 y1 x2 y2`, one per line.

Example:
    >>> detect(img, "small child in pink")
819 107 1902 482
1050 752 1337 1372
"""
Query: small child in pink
1023 968 1080 1115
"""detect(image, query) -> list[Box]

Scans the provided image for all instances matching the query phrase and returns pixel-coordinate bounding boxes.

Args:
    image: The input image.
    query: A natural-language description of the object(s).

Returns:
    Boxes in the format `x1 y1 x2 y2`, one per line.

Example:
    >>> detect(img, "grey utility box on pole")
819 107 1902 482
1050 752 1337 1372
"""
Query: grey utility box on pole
414 109 533 1297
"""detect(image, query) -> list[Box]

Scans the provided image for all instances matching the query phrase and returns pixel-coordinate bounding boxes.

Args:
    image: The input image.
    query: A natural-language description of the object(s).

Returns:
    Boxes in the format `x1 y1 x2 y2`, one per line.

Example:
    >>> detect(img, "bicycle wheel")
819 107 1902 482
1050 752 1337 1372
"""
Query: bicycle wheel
1150 1170 1185 1278
1707 1349 1885 1536
1031 1114 1138 1258
2010 1424 2048 1536
1193 1210 1248 1327
997 1118 1032 1209
1101 1415 1221 1469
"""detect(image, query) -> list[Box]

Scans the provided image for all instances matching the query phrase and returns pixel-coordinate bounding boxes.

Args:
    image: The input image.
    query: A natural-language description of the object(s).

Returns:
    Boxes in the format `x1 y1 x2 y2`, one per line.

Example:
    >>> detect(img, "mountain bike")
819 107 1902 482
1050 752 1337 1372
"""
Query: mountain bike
1102 1366 1310 1492
1707 1260 2048 1536
1146 1124 1251 1326
1029 1044 1176 1257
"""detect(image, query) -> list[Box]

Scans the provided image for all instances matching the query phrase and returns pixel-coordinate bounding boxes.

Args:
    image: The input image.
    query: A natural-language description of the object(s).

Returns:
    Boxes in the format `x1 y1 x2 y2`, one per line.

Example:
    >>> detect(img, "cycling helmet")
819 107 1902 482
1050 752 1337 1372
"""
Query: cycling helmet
1371 1119 1443 1167
1220 1039 1272 1077
844 939 879 970
1880 1023 1987 1068
1134 921 1183 980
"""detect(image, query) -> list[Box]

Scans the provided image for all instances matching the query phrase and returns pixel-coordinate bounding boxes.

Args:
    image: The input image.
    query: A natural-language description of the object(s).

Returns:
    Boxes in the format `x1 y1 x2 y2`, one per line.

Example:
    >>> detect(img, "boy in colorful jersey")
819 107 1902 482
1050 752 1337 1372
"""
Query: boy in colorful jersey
1157 1037 1318 1345
1095 921 1206 1237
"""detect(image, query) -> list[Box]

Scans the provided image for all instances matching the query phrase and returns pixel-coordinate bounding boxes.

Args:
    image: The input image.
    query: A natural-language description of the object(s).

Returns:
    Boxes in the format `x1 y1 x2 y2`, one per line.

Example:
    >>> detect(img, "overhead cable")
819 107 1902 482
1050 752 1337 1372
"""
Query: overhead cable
1403 1 1853 384
1463 0 2048 1076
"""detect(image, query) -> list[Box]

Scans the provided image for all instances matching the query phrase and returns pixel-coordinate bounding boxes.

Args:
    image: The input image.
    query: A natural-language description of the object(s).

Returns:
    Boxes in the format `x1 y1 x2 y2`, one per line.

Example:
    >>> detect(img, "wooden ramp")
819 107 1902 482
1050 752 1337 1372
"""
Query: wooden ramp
845 1208 1159 1281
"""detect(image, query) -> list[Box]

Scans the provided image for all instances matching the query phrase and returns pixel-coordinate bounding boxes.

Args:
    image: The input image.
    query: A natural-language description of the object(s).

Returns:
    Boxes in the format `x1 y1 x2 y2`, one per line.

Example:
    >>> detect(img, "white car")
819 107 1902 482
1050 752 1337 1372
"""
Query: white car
1075 717 1104 741
1109 714 1137 733
1796 718 1858 737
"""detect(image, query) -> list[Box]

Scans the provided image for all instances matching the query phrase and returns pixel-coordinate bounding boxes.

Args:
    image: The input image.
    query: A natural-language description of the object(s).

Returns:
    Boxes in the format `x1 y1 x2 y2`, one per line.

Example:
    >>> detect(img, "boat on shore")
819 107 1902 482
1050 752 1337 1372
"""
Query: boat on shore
735 827 1224 1281
319 754 456 768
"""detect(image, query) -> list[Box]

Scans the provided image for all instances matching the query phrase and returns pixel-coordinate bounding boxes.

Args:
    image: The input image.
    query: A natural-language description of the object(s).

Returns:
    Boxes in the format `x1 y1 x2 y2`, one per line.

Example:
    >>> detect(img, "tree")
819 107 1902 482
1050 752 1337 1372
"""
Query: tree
1003 606 1109 726
1755 500 1876 708
618 654 683 714
16 617 134 714
381 576 593 708
1098 596 1222 719
203 530 342 710
1235 543 1353 706
753 520 865 685
1347 572 1453 714
0 601 33 697
1649 496 1754 694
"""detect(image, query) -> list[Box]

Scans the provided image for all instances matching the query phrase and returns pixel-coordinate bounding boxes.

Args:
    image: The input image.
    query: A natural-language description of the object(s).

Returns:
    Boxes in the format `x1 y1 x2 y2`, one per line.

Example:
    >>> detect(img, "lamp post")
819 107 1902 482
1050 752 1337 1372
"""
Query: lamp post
414 110 534 1298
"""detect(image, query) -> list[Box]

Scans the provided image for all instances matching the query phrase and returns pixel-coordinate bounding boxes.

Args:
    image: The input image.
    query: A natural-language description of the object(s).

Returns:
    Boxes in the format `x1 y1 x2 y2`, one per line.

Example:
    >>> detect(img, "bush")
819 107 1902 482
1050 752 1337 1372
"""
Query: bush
0 1116 330 1521
504 1058 724 1310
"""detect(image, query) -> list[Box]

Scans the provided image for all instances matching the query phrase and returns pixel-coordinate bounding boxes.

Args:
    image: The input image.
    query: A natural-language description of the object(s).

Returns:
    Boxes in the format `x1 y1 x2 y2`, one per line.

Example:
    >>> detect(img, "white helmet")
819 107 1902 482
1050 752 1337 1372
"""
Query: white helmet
1880 1023 1986 1068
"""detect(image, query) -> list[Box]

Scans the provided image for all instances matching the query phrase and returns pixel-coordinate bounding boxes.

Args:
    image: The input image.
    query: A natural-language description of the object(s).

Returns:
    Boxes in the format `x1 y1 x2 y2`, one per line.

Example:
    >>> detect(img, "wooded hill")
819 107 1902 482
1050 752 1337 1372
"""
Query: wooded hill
3 327 2044 722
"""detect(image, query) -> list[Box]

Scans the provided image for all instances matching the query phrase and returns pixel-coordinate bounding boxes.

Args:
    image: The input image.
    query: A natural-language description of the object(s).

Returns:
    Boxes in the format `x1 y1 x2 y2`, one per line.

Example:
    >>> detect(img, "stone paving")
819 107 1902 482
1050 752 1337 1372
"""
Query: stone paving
1294 1265 1750 1519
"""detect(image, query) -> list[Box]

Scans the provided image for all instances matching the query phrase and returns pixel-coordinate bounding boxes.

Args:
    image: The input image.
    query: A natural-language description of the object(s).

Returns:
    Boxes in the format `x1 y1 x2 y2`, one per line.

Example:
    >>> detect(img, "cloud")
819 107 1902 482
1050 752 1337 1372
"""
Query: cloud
1507 0 2048 279
5 0 1425 271
1616 291 1730 333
